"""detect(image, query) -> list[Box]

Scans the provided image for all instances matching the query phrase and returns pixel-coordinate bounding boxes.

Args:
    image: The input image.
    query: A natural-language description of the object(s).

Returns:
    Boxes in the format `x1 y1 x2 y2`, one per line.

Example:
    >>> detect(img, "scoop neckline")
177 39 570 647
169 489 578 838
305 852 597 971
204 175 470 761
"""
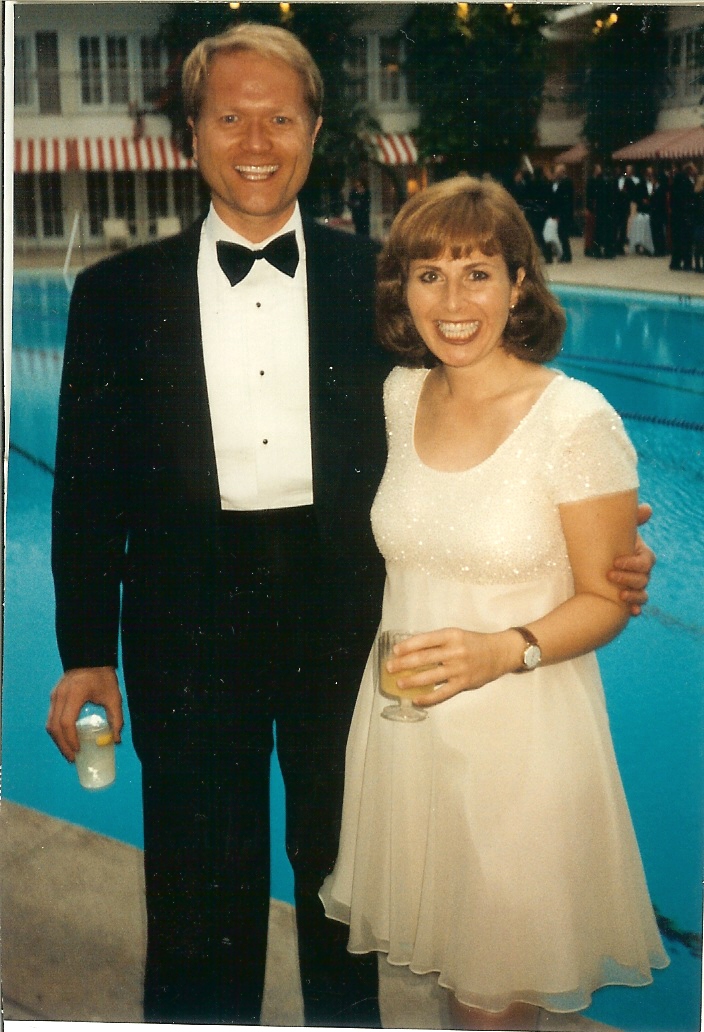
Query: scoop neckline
410 368 563 475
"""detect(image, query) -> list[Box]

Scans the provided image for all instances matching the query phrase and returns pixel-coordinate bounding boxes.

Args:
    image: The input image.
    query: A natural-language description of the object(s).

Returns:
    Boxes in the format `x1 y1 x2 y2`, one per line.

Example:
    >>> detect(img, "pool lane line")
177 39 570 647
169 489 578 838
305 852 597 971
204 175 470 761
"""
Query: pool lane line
556 357 704 400
9 442 55 476
644 606 704 640
560 352 704 378
619 411 704 433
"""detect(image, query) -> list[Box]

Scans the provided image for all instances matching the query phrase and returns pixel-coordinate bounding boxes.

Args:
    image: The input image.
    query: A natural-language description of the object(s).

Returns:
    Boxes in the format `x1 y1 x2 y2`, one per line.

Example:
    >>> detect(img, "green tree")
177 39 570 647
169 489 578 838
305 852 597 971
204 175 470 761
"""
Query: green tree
403 3 550 182
580 6 668 160
155 2 373 215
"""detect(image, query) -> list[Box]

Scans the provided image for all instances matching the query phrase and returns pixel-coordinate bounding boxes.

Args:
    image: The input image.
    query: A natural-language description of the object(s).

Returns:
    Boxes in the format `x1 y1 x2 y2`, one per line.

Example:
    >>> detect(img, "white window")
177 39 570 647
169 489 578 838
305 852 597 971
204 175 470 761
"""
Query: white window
86 172 110 237
173 170 209 230
39 172 64 238
113 172 137 236
80 36 103 104
79 34 132 107
15 32 61 112
380 35 401 103
15 36 32 106
36 32 60 113
345 37 368 103
146 171 168 236
14 174 37 238
107 36 129 104
666 25 704 105
140 37 164 105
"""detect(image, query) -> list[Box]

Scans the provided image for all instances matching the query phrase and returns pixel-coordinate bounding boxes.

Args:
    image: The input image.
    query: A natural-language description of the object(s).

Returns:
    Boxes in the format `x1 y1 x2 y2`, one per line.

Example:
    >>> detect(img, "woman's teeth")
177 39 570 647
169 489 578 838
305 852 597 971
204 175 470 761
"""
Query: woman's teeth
437 321 479 340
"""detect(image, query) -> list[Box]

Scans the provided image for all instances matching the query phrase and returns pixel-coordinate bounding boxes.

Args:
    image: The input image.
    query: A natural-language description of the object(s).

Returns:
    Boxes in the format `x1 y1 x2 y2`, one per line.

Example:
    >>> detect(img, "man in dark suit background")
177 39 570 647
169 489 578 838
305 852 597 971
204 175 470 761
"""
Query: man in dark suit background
548 162 574 263
46 22 656 1029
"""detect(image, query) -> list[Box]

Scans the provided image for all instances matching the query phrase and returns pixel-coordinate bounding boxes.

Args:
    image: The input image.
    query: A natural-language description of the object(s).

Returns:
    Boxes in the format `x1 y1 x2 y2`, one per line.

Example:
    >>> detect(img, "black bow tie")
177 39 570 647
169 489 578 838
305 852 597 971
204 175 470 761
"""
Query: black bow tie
216 231 299 286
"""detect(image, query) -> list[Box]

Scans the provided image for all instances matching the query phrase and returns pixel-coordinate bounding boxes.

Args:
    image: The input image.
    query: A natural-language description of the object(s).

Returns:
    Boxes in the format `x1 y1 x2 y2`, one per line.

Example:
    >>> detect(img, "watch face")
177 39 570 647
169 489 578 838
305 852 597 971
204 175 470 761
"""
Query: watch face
524 644 541 670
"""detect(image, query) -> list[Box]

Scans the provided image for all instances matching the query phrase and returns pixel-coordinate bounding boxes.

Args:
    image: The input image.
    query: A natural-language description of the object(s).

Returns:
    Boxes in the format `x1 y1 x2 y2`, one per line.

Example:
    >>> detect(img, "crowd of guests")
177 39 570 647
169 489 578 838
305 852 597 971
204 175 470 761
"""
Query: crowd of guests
511 158 704 273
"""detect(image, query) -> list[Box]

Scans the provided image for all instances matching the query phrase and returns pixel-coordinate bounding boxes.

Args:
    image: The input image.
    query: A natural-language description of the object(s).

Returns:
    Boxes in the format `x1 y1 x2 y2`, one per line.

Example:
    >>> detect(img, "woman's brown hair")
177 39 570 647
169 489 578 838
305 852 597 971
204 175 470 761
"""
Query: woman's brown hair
376 175 566 366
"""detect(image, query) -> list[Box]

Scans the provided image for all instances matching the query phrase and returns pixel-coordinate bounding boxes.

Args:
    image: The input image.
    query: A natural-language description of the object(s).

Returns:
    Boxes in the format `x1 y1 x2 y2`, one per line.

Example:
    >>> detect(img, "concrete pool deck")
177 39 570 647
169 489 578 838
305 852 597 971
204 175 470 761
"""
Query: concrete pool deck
4 238 700 1029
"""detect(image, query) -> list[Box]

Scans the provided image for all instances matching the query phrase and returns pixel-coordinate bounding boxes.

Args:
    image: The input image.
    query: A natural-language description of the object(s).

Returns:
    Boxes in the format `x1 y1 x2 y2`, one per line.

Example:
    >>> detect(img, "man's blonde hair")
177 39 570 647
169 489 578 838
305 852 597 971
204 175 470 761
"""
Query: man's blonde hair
182 23 323 126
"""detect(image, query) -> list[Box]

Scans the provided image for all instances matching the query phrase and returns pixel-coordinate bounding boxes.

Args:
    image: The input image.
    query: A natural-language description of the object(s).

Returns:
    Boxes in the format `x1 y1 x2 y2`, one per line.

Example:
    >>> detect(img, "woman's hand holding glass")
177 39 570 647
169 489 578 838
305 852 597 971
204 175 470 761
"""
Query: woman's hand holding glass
386 627 519 708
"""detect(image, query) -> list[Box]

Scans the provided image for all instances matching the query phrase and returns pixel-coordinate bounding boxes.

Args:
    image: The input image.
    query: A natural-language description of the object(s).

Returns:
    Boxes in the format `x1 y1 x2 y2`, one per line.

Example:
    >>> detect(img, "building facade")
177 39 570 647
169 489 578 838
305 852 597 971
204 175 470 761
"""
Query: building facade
12 3 703 252
11 1 424 250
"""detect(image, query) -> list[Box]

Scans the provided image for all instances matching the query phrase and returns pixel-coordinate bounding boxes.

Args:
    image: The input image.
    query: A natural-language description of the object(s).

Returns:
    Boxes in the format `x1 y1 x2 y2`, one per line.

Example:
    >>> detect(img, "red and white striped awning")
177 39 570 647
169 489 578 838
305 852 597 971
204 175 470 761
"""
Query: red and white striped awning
14 136 195 173
368 133 418 166
14 137 73 173
74 136 195 171
613 126 704 161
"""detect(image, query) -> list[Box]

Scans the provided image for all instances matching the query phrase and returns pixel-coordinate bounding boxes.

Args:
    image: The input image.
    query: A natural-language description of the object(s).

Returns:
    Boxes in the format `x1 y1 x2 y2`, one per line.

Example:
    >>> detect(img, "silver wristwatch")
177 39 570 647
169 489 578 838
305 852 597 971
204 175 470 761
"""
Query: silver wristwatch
512 626 542 673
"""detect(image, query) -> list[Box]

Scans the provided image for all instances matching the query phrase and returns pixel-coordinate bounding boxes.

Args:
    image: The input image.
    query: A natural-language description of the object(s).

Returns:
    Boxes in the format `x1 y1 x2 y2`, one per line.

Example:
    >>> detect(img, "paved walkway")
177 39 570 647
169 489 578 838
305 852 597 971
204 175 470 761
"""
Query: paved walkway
6 236 694 1029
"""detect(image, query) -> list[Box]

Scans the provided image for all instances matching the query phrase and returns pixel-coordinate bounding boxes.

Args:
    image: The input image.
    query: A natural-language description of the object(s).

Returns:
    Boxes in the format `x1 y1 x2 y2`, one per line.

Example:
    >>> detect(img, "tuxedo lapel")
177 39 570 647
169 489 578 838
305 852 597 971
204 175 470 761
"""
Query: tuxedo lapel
304 221 354 499
302 220 388 515
138 218 221 515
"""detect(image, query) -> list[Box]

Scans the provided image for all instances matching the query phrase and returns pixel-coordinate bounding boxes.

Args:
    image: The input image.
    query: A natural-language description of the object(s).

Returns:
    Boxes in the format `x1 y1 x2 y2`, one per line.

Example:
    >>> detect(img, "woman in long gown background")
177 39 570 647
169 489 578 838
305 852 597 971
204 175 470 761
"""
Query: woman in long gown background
320 176 668 1031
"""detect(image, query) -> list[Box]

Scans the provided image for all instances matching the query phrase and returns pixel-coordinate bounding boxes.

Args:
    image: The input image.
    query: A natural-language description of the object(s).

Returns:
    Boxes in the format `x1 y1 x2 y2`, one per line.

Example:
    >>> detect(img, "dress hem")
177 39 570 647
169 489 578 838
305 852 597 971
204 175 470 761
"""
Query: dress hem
320 889 669 1016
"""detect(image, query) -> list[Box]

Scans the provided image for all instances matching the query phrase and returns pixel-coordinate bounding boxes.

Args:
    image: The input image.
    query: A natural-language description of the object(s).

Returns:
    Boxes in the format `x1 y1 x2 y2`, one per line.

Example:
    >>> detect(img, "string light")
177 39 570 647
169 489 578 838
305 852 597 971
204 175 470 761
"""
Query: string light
593 11 619 34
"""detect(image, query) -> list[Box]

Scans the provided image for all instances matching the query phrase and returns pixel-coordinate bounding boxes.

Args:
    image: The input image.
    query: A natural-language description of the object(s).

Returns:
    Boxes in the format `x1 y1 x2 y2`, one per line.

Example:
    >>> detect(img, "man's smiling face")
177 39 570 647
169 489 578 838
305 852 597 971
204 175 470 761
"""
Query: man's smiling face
190 49 322 243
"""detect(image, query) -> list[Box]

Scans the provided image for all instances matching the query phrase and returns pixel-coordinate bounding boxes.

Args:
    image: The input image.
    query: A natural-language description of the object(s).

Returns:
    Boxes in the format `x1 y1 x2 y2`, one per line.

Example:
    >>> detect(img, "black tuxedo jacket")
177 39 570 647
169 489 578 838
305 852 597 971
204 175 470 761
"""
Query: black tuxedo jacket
548 178 574 225
52 218 391 703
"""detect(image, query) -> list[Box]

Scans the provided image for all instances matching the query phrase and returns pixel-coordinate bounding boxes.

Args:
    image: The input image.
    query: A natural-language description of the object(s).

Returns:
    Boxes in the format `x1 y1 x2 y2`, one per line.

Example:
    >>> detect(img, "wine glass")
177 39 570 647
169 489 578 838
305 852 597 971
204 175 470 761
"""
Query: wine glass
377 630 429 723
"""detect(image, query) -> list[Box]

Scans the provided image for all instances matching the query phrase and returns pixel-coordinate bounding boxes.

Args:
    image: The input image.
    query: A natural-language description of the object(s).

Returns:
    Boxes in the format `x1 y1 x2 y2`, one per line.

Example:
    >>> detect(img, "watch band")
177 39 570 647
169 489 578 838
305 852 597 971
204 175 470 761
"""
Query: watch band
511 626 541 673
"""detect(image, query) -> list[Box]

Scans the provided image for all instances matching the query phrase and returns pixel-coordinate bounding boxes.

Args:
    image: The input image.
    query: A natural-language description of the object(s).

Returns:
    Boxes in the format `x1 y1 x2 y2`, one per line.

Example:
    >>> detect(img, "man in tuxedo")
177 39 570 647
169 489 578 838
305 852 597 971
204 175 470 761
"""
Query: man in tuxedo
548 162 574 263
46 22 656 1028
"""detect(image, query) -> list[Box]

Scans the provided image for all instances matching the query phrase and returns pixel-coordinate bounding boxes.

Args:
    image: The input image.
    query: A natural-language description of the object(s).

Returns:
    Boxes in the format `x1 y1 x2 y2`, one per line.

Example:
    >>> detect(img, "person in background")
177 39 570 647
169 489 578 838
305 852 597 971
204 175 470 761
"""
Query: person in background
348 177 371 236
617 163 640 255
548 162 574 263
692 172 704 273
646 166 668 258
629 166 654 256
591 163 620 259
321 175 668 1032
523 165 552 264
584 162 602 257
669 161 696 271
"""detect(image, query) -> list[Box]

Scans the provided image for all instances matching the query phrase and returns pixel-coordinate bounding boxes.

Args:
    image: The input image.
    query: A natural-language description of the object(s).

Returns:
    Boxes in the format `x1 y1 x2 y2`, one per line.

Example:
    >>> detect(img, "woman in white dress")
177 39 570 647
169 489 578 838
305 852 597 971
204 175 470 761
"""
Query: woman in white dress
320 176 668 1031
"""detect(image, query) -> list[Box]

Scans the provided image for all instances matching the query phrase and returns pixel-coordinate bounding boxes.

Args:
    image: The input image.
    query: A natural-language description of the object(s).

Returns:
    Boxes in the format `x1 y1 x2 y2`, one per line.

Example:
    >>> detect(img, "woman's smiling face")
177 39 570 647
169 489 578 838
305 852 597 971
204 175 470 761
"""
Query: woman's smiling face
406 251 524 370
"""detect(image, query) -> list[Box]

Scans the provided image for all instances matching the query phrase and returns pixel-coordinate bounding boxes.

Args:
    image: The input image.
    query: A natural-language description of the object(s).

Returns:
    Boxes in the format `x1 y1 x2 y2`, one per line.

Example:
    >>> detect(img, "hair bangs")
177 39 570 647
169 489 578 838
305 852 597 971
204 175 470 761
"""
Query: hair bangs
400 190 502 265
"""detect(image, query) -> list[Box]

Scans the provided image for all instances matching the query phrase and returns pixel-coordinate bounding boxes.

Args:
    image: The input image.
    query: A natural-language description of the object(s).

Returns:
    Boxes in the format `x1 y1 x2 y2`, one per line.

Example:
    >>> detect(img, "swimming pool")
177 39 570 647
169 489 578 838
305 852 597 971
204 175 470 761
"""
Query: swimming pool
5 272 703 1032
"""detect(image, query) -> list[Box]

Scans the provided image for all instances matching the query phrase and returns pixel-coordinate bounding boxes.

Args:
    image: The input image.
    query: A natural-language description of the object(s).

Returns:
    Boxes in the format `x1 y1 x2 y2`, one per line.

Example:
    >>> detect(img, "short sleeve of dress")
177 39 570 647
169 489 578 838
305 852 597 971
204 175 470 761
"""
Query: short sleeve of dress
383 365 425 438
550 381 639 505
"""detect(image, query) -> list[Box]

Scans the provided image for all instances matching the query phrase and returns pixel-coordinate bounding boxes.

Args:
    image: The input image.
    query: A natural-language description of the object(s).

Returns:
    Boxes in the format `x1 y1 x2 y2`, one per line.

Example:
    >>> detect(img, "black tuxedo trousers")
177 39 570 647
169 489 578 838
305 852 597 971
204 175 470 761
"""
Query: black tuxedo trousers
52 220 391 1025
139 507 379 1024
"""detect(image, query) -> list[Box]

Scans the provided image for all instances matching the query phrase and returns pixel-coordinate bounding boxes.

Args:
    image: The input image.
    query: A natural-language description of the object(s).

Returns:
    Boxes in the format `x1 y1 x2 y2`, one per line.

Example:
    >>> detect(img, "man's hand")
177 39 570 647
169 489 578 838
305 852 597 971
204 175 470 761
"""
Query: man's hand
47 667 123 762
608 502 656 616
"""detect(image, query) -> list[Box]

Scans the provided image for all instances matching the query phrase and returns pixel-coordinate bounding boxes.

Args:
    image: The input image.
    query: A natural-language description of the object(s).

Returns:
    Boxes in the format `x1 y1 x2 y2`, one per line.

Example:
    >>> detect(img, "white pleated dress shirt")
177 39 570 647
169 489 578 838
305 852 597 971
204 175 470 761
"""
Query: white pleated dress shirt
198 203 314 510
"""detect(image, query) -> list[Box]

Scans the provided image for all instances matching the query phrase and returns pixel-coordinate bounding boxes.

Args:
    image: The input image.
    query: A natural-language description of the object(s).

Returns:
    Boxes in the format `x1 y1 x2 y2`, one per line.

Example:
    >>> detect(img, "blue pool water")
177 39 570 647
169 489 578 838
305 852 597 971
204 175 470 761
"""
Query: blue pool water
4 272 703 1032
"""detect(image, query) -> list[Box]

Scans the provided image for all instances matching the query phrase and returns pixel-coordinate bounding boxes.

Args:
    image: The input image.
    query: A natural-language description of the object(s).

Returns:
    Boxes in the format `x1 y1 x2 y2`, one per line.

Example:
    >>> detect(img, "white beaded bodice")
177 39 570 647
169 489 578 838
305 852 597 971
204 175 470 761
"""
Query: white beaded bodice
371 367 638 586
